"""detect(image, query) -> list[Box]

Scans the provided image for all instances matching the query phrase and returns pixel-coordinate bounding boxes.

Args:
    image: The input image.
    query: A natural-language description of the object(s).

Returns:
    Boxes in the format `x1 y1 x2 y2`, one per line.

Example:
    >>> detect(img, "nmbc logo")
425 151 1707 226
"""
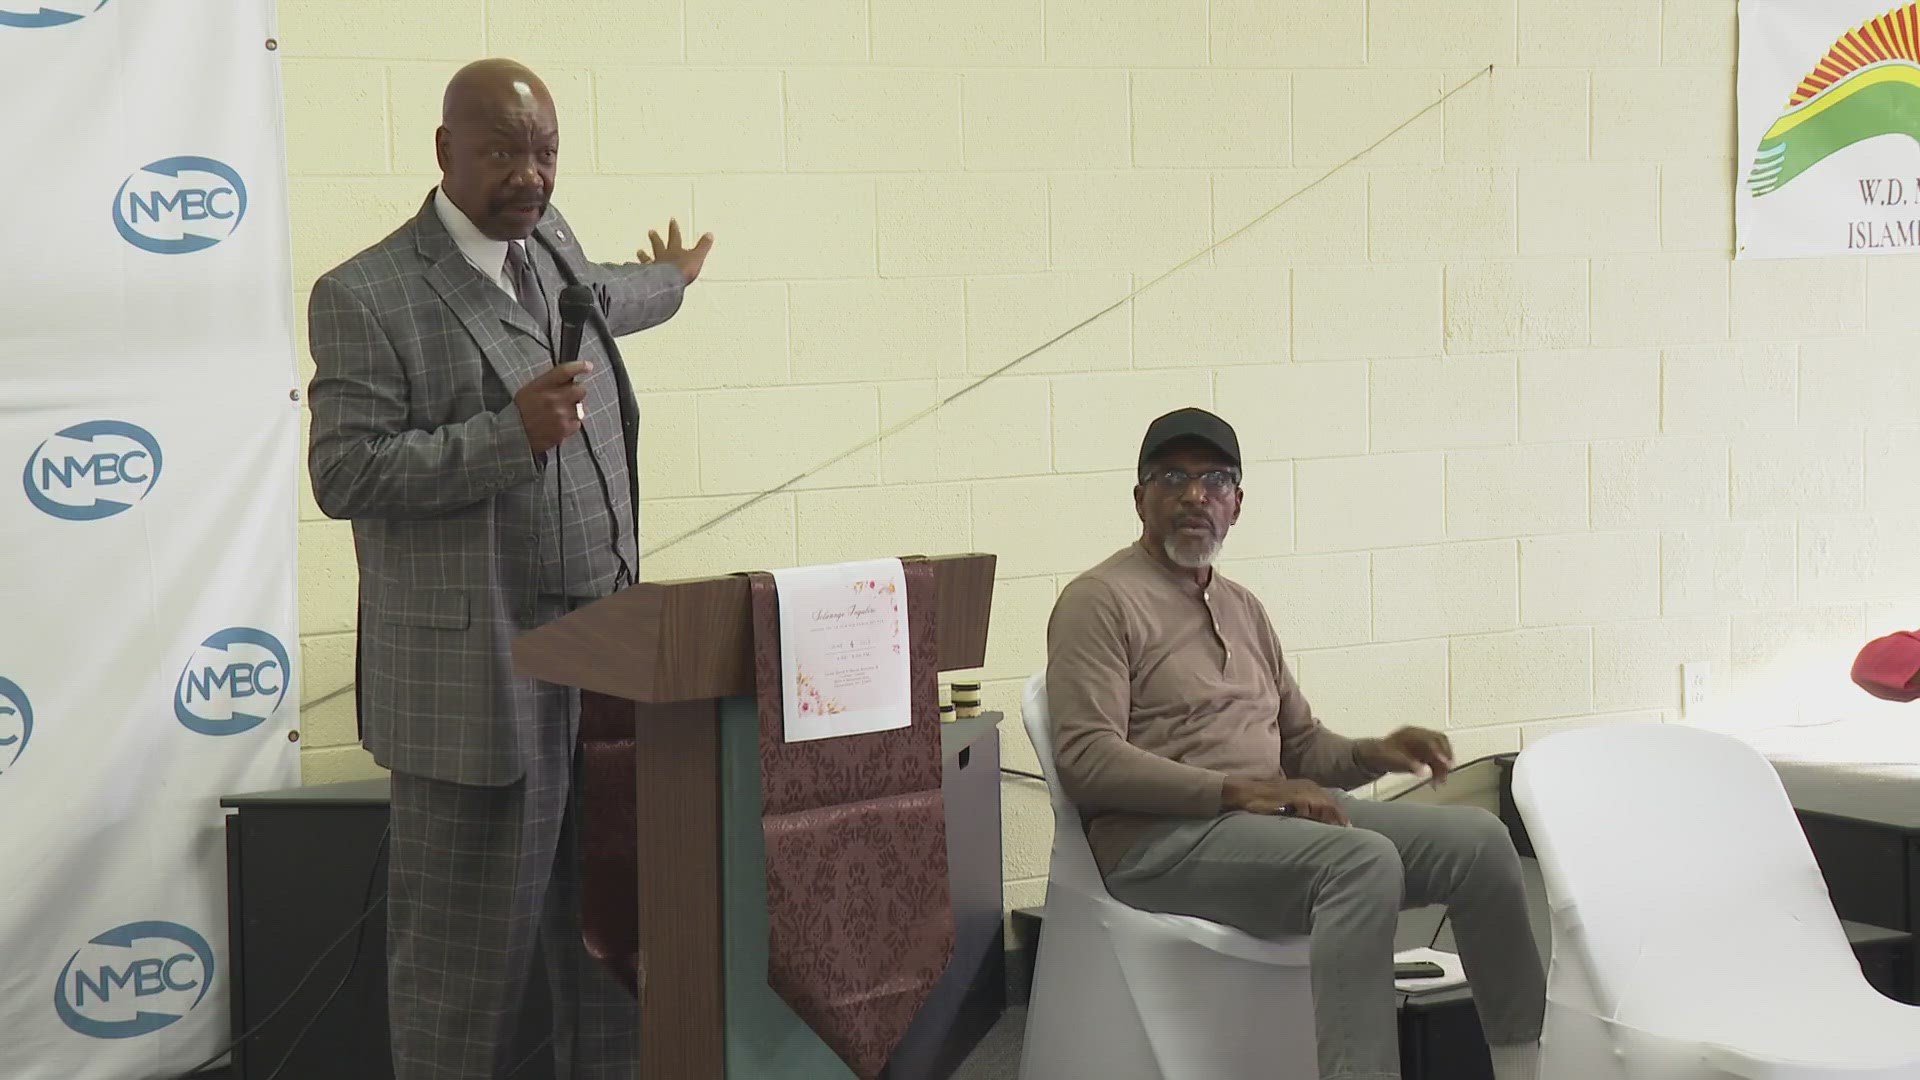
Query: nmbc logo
54 921 215 1039
0 677 30 777
112 156 248 255
22 420 162 521
0 1 110 29
175 628 290 736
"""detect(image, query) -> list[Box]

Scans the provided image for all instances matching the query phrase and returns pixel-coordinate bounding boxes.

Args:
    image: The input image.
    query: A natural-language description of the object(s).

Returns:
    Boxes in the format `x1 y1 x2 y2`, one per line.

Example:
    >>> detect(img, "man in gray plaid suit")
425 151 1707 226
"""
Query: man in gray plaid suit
306 58 713 1079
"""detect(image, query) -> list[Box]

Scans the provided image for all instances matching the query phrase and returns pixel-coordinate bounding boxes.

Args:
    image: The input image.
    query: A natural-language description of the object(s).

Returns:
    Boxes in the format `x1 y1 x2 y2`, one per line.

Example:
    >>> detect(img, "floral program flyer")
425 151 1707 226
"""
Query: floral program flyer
767 557 912 743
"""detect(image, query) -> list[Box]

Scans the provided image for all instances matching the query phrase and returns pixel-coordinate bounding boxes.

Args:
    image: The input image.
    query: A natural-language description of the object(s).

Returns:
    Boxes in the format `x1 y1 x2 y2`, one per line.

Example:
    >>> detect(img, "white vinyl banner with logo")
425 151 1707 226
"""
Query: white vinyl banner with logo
1737 0 1920 259
0 2 301 1077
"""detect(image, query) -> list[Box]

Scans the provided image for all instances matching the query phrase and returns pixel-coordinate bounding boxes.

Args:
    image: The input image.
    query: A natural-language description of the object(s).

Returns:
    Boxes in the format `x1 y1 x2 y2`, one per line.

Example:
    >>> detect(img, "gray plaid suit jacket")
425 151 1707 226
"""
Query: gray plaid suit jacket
307 191 683 786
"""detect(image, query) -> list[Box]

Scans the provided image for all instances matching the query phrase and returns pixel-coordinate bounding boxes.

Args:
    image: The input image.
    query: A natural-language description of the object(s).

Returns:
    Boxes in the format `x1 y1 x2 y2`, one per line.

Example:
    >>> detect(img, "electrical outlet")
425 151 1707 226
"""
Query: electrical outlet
1682 662 1713 716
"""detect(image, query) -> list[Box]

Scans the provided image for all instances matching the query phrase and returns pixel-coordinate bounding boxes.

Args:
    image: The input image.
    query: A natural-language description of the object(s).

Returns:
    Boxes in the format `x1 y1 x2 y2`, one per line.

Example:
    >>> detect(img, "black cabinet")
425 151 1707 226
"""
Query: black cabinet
221 782 556 1080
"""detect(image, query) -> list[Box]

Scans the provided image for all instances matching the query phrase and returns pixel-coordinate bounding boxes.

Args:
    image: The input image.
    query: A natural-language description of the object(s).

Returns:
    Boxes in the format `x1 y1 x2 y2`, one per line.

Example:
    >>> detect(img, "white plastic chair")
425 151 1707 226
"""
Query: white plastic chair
1017 672 1317 1080
1512 722 1920 1080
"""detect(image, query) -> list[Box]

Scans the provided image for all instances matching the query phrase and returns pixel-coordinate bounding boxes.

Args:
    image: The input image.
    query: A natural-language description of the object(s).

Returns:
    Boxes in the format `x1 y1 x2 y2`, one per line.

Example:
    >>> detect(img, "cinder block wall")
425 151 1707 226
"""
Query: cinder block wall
284 0 1920 917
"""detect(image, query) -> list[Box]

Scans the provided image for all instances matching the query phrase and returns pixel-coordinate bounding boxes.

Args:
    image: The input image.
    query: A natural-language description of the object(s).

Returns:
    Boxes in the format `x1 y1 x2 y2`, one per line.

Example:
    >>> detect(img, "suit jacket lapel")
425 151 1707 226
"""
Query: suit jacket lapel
412 194 550 389
528 221 644 536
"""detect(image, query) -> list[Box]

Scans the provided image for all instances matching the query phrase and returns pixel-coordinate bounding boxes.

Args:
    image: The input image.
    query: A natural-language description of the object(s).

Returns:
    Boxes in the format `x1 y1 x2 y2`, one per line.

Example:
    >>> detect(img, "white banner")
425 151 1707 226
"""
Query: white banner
1737 0 1920 259
0 2 301 1078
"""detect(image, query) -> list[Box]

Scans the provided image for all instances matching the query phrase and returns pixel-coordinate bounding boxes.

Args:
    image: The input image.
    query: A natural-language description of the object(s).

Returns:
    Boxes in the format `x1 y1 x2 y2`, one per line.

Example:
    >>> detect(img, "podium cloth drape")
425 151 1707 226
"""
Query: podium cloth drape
746 561 957 1079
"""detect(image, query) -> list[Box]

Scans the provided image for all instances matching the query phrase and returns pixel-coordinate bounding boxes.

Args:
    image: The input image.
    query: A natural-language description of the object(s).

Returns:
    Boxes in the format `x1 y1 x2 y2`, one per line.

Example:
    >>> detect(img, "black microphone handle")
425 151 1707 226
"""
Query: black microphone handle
557 318 585 370
555 281 597 369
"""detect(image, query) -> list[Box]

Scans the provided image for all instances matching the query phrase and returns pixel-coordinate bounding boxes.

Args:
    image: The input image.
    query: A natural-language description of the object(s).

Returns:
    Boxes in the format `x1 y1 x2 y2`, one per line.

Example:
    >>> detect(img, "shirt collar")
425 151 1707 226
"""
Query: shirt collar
433 186 522 293
1131 538 1213 597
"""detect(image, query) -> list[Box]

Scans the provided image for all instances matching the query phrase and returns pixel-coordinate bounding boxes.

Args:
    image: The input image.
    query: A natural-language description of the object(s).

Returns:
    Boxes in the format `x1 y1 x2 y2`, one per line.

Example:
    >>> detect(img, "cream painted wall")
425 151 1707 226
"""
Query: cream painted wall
284 0 1920 916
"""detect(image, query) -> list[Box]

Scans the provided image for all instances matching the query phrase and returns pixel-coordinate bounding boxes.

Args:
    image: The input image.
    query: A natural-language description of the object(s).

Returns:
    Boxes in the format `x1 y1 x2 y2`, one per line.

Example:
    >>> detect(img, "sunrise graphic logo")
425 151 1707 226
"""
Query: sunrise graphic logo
1749 3 1920 197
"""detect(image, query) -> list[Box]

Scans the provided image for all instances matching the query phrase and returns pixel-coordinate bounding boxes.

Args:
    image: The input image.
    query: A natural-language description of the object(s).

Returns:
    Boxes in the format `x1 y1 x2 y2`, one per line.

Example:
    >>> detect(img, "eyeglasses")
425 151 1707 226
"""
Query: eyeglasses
1141 468 1240 495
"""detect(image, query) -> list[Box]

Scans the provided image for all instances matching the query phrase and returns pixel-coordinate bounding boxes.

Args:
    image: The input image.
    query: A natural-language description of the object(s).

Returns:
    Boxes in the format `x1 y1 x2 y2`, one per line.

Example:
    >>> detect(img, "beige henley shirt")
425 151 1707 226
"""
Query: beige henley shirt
1045 541 1384 873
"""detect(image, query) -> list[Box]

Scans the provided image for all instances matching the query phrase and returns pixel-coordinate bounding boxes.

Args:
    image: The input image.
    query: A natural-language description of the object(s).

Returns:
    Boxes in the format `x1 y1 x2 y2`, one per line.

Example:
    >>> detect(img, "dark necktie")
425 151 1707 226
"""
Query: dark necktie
502 241 548 335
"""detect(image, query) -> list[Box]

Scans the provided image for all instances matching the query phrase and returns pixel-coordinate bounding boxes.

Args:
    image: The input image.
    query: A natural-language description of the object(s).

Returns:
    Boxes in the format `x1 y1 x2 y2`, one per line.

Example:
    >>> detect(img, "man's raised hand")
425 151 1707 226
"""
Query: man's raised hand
636 218 715 284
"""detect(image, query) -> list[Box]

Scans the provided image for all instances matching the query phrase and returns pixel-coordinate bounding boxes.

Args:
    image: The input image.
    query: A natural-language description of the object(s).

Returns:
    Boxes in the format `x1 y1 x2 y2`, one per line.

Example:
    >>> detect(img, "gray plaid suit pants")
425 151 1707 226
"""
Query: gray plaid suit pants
386 602 635 1080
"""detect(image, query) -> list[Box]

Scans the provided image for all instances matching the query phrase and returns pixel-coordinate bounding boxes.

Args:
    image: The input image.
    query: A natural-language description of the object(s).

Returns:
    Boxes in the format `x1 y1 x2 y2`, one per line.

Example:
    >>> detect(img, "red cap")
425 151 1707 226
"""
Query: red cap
1852 632 1920 702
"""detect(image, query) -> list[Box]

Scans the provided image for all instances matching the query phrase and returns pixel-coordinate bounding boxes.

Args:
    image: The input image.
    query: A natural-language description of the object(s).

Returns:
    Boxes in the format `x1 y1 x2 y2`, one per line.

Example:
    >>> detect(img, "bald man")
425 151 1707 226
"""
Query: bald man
306 58 713 1078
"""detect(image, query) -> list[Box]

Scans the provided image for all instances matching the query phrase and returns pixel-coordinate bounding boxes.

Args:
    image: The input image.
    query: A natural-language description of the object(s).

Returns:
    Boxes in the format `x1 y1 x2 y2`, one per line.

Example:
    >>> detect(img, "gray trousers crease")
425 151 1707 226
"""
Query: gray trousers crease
1103 794 1546 1080
386 618 637 1079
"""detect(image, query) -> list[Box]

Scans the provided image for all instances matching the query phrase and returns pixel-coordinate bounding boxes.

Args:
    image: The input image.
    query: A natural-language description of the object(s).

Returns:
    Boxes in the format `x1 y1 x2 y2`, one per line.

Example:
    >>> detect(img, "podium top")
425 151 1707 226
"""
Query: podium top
511 552 997 704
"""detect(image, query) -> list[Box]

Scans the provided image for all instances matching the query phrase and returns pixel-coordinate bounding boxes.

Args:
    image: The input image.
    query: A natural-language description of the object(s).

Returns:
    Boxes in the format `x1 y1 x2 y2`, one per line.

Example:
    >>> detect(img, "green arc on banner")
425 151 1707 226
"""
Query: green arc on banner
1749 3 1920 198
1751 64 1920 196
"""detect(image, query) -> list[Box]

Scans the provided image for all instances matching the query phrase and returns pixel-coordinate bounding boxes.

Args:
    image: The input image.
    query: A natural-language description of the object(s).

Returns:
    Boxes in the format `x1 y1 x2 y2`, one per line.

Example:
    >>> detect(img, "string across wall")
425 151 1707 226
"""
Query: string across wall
300 64 1497 714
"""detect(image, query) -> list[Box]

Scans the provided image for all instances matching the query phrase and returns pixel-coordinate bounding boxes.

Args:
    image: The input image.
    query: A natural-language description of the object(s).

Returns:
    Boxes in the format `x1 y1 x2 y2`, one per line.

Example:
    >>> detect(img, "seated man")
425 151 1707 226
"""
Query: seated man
1045 407 1547 1080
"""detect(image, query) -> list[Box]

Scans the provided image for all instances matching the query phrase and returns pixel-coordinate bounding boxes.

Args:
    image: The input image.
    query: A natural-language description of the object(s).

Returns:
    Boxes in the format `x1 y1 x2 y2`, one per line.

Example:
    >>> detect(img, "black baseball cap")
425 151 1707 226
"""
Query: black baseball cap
1138 407 1241 474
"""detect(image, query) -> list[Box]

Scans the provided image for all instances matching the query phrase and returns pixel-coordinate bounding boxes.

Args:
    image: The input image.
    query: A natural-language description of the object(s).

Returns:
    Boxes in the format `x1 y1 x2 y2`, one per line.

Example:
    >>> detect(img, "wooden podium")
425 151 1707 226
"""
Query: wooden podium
511 553 997 1079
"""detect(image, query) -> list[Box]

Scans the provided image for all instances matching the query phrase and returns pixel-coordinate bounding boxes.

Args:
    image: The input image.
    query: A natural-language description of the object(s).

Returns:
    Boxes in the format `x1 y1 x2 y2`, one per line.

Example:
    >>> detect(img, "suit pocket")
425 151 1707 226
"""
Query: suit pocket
377 590 470 630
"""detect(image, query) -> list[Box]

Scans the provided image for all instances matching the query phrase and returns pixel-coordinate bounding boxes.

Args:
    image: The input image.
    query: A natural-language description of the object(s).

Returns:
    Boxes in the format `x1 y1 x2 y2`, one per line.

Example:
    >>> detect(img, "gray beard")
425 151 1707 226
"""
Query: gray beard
1163 533 1222 569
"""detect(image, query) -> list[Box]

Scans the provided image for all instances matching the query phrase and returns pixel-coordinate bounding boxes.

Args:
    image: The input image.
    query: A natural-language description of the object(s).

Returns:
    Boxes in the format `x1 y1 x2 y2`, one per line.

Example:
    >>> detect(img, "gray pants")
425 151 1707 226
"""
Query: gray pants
1104 793 1546 1080
387 629 637 1079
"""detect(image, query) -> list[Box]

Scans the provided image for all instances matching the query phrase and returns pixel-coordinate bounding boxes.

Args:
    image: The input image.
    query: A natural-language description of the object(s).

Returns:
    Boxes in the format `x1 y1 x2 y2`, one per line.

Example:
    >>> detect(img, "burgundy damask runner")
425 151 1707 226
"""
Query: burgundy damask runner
747 560 956 1080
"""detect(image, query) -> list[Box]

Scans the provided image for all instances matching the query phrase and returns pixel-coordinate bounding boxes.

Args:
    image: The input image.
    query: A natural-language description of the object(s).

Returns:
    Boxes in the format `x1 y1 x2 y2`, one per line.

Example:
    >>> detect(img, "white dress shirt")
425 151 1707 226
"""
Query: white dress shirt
433 186 526 299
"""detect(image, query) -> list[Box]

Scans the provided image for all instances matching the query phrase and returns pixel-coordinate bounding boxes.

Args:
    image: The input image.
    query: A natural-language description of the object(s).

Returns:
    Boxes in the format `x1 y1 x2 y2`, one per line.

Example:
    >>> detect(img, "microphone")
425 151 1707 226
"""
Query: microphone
558 283 596 366
557 283 596 419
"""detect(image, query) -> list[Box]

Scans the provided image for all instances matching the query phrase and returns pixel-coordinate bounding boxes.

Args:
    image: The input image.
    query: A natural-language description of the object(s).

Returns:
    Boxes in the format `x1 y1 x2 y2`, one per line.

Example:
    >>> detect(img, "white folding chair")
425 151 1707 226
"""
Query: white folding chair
1512 722 1920 1079
1017 672 1317 1080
